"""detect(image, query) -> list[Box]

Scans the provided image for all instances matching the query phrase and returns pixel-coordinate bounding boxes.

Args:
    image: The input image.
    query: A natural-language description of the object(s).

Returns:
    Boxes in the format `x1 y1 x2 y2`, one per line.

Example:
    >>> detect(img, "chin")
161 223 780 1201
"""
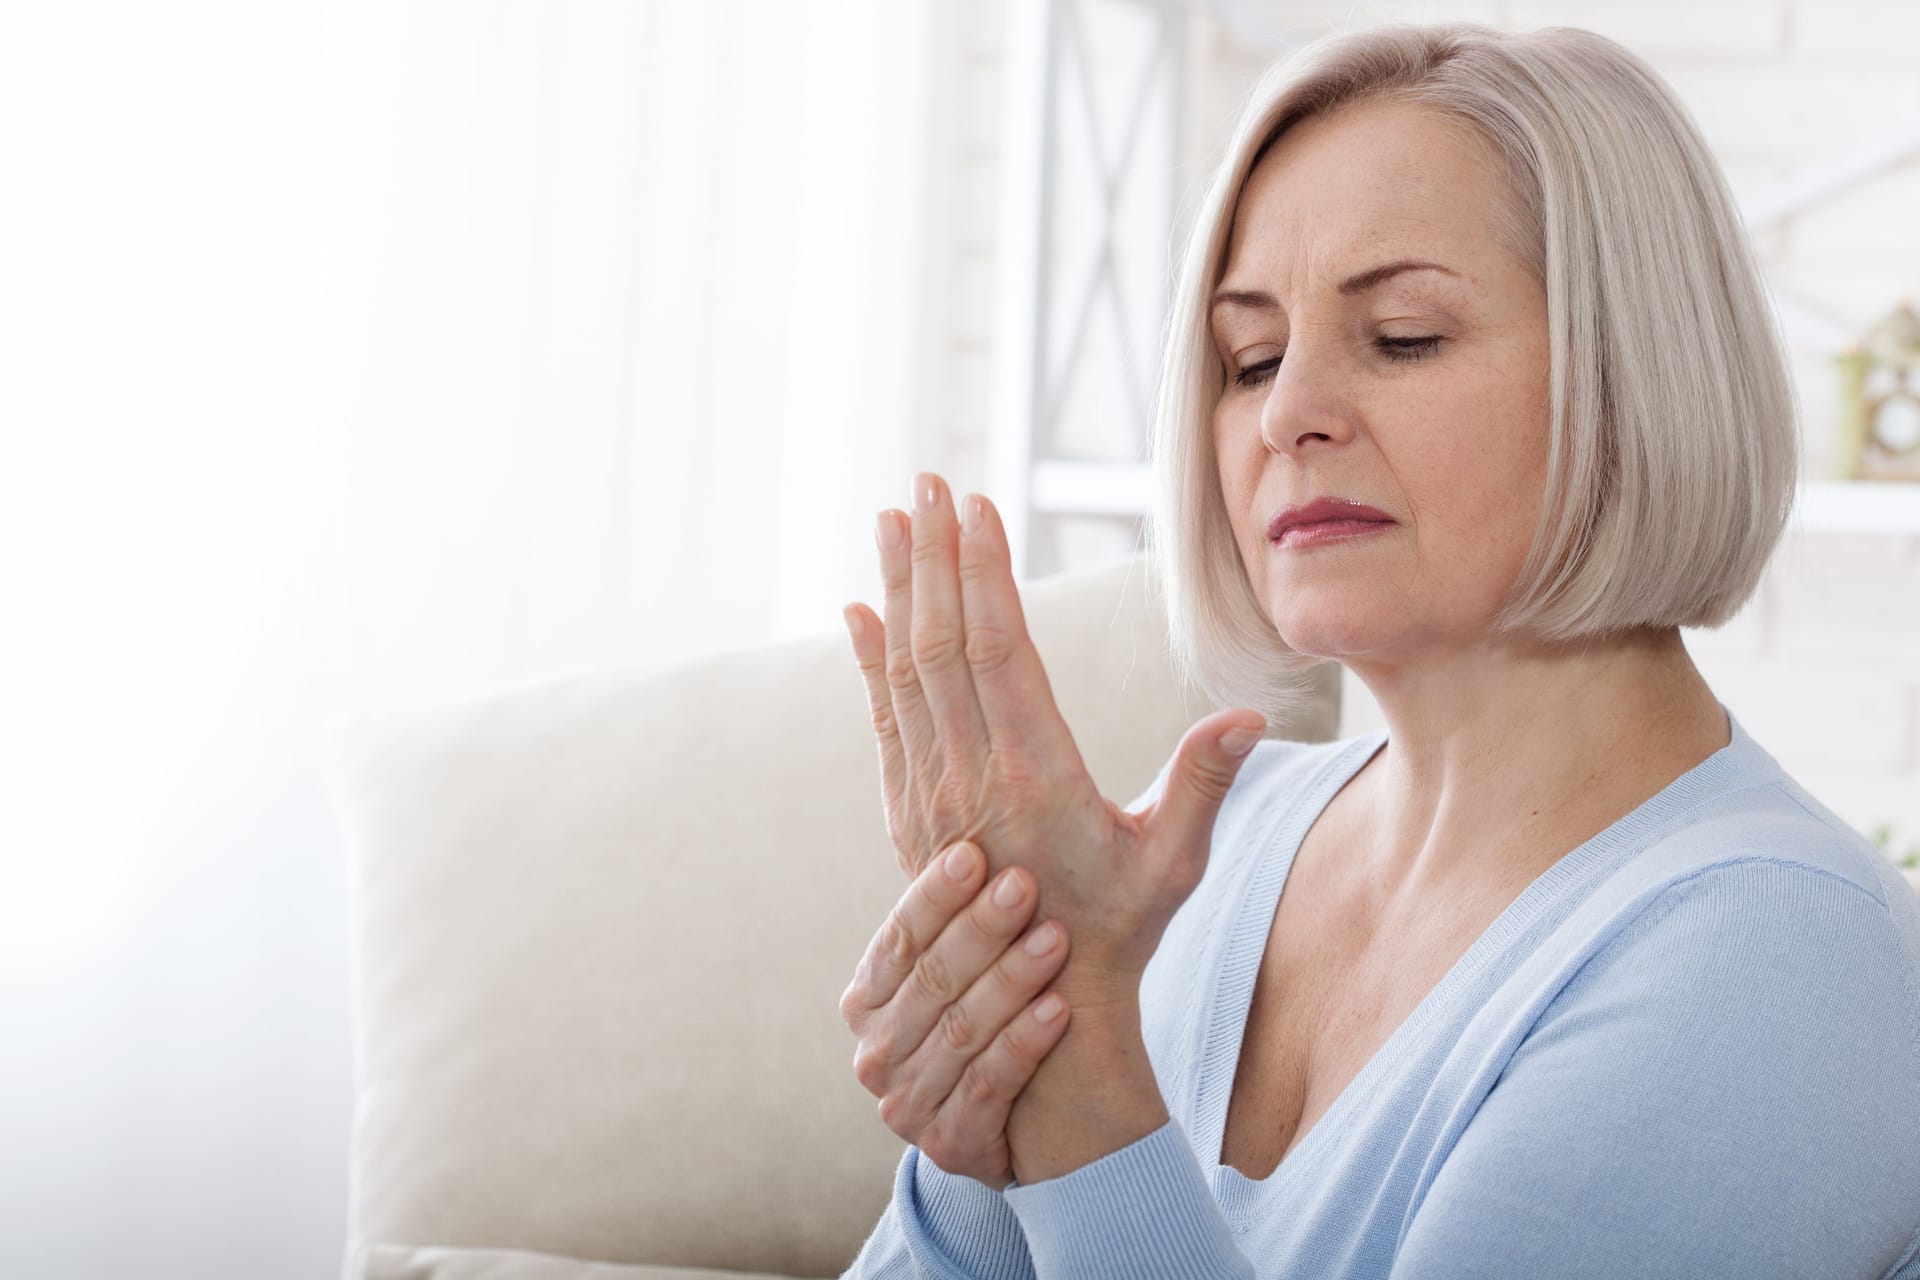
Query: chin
1273 612 1389 659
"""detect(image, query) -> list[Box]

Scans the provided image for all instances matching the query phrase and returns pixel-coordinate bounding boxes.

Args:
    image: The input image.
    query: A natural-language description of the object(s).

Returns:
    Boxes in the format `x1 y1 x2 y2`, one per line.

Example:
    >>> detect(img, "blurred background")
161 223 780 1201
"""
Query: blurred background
1 0 1916 1274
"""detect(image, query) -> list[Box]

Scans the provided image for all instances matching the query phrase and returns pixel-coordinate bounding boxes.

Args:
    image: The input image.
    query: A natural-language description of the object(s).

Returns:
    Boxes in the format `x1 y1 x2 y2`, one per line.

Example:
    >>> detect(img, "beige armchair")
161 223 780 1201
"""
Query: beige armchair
327 551 1343 1279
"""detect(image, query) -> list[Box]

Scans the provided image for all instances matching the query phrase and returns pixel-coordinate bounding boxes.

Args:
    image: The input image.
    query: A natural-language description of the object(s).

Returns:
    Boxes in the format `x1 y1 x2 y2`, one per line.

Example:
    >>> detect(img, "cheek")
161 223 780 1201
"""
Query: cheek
1213 411 1257 526
1396 386 1546 564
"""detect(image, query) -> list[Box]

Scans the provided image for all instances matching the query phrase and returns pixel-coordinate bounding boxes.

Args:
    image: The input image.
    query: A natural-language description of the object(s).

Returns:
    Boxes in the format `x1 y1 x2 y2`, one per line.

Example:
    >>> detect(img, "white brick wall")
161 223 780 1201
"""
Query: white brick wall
922 0 1920 866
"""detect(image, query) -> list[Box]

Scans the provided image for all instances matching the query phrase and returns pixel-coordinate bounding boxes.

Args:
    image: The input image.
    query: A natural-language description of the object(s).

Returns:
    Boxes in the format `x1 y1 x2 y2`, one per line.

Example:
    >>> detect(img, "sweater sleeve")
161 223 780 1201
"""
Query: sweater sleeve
1390 860 1920 1280
840 1145 1038 1280
1000 1116 1254 1278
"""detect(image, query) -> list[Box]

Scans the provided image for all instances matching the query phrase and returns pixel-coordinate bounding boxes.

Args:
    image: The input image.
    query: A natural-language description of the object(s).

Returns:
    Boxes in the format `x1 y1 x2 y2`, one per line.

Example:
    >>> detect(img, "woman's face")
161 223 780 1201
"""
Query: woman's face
1210 96 1552 662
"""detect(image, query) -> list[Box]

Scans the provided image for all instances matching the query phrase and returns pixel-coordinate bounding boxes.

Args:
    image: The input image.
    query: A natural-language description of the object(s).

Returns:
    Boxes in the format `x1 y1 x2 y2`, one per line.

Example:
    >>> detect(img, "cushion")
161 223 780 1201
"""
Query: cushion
328 551 1341 1276
355 1241 802 1278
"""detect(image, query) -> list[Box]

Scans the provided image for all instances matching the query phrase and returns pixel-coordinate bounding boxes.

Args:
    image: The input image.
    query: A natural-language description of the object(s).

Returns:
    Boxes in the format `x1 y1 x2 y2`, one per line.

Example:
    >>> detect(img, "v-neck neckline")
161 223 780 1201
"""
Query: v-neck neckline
1197 700 1767 1200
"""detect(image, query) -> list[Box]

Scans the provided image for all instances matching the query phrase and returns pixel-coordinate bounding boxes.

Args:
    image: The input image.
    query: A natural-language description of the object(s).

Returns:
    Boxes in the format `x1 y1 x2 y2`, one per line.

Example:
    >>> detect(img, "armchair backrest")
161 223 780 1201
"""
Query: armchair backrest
329 551 1343 1277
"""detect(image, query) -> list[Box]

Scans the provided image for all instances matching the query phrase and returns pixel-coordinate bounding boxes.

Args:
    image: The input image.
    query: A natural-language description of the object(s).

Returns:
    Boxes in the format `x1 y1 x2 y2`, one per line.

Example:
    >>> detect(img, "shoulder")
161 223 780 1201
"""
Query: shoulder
1418 849 1920 1274
1569 775 1920 1014
1532 845 1919 1113
1633 778 1910 906
1584 780 1920 986
1404 844 1920 1275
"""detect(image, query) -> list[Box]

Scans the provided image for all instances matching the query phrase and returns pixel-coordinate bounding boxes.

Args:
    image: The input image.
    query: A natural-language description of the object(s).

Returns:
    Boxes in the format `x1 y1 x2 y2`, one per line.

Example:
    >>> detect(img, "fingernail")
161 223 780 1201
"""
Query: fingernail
875 510 903 550
961 494 982 536
1219 723 1263 756
1034 994 1065 1023
841 606 864 646
945 843 976 880
912 472 938 514
993 870 1024 908
1025 922 1057 956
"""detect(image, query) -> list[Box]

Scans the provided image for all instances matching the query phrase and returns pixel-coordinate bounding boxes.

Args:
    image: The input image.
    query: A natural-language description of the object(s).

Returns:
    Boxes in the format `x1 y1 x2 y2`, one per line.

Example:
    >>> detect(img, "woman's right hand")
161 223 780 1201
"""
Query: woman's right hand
839 839 1074 1191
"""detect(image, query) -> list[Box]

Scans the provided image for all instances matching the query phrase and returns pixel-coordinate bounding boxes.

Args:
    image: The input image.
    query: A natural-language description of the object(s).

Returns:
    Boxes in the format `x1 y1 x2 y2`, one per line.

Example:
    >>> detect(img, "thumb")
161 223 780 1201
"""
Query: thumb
1150 711 1266 849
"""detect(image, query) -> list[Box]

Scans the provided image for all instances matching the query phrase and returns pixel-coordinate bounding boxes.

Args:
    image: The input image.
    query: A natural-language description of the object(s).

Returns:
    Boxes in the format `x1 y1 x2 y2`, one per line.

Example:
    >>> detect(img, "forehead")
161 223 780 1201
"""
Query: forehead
1220 99 1506 288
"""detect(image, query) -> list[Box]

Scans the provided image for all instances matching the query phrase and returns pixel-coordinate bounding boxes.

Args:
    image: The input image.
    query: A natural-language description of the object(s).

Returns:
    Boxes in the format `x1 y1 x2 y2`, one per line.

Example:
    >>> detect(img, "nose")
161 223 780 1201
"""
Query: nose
1258 337 1359 455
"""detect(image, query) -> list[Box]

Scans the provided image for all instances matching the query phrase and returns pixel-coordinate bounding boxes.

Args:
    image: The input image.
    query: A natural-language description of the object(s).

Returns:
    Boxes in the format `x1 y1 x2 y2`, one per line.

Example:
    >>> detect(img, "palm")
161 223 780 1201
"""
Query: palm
845 477 1230 992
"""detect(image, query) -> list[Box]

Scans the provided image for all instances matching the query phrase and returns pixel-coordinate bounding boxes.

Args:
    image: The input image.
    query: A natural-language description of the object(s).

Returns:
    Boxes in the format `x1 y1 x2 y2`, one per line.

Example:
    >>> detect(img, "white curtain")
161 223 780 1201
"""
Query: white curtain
0 1 935 1273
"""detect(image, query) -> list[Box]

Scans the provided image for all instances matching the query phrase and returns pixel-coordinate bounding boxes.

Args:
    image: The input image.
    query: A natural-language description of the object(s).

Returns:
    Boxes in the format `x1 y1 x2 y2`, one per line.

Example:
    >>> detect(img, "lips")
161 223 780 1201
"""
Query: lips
1268 497 1395 541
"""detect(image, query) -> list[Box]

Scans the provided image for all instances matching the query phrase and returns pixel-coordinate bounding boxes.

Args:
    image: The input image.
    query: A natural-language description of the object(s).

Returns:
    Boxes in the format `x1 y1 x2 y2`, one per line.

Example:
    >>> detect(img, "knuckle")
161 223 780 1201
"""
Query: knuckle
960 898 1016 954
1185 748 1240 801
879 914 920 971
910 624 964 670
882 648 920 694
907 533 943 569
852 1041 889 1095
998 1020 1044 1082
957 1057 1000 1107
909 947 958 1006
876 1089 911 1138
936 1000 979 1054
957 539 1000 578
998 1017 1041 1068
865 697 898 739
992 948 1041 1000
962 623 1017 676
852 642 888 678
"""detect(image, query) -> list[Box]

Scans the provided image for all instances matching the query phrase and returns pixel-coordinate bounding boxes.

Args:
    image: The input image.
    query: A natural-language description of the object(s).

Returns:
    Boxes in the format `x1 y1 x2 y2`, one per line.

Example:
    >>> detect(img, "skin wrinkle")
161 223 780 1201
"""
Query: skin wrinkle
1208 96 1729 917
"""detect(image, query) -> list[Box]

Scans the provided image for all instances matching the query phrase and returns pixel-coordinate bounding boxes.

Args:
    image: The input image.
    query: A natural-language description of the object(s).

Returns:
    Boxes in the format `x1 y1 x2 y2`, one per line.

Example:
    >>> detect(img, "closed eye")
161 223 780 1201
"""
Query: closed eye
1233 335 1443 388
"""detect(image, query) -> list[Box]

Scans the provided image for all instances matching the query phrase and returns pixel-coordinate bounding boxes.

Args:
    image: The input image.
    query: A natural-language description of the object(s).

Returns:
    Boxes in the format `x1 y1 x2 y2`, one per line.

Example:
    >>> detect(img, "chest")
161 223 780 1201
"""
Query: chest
1216 826 1521 1182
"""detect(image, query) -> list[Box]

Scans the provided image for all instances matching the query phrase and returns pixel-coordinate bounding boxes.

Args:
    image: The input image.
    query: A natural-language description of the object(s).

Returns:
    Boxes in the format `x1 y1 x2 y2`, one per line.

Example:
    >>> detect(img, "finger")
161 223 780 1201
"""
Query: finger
891 912 1070 1141
953 492 1083 765
921 990 1071 1173
876 504 943 823
906 471 991 776
1147 711 1268 885
842 601 911 870
841 841 988 1026
881 860 1041 1079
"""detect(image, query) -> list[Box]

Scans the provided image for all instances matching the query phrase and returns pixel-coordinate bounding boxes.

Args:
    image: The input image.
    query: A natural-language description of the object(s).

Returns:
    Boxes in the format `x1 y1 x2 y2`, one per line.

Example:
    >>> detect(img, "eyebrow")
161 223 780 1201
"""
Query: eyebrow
1209 259 1459 315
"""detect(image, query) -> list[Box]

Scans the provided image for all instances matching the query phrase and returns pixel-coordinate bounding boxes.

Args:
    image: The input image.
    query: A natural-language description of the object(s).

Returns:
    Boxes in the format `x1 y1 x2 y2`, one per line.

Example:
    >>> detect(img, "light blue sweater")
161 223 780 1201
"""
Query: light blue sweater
843 703 1920 1279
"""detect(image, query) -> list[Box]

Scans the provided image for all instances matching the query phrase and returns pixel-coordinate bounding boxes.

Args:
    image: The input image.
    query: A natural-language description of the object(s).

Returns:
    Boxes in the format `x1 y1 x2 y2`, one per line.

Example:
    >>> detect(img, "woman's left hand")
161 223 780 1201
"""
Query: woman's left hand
841 471 1268 1008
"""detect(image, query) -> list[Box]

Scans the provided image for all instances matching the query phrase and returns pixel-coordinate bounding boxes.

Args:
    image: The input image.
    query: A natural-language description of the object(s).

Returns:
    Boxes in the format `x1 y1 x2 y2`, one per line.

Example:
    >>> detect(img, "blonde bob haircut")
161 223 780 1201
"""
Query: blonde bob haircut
1146 22 1798 733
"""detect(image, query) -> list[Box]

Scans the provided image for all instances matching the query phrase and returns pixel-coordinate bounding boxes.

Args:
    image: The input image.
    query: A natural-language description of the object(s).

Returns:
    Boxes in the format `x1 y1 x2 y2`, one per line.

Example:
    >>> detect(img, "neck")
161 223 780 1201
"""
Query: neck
1339 626 1730 899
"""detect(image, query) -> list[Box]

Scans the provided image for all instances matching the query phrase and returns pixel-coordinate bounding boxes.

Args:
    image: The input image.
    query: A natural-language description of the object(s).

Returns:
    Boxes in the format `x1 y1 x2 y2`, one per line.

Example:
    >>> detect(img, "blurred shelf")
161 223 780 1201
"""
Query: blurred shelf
1030 463 1920 538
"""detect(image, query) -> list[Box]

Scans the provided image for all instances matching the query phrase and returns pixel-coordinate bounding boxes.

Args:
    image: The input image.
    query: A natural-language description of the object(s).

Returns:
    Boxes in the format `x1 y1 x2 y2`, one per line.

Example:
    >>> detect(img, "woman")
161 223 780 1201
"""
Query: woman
836 21 1920 1279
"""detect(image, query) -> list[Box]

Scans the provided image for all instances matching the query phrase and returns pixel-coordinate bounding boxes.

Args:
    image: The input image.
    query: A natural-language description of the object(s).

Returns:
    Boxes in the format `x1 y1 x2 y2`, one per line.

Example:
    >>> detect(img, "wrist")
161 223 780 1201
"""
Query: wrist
1004 995 1167 1186
1046 949 1146 1020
